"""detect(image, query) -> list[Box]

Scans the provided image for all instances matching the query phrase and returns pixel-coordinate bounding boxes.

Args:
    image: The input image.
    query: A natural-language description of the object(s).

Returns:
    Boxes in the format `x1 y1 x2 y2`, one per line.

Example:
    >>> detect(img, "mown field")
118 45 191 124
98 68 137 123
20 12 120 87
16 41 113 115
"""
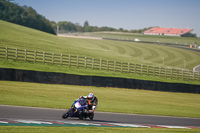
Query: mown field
1 81 200 118
1 20 200 70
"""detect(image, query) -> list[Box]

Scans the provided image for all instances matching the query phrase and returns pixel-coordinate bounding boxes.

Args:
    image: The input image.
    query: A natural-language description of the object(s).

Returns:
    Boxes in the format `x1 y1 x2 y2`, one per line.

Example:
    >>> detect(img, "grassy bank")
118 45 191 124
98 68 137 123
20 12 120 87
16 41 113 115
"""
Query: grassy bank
1 20 200 70
1 20 200 85
0 81 200 118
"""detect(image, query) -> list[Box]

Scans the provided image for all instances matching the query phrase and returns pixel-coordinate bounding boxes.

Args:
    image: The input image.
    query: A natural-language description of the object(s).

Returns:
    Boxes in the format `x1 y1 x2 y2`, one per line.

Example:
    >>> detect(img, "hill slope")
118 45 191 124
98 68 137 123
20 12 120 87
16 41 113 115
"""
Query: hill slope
1 20 200 69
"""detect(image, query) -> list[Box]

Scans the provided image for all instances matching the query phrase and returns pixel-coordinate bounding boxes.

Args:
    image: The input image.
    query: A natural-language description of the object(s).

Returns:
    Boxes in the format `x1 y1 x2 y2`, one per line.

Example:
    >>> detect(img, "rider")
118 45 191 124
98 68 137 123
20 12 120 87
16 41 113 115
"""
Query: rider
79 93 98 113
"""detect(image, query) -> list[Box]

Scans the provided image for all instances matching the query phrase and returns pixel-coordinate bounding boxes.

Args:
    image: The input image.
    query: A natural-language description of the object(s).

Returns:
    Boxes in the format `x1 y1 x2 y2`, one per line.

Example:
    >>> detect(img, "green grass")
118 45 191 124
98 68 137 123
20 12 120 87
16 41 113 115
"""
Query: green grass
1 126 199 133
1 16 200 133
0 20 200 70
1 81 200 118
1 20 200 85
1 58 200 85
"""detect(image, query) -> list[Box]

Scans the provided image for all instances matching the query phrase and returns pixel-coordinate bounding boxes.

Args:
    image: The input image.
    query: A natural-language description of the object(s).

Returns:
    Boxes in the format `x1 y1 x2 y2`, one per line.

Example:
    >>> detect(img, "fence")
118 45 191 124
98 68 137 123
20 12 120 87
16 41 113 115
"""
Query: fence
0 47 199 81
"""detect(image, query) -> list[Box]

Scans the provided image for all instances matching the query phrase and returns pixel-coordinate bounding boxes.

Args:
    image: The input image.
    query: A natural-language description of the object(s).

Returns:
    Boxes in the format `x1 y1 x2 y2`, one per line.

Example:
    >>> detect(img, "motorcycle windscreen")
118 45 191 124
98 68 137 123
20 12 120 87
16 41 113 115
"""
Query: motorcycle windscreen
74 102 81 108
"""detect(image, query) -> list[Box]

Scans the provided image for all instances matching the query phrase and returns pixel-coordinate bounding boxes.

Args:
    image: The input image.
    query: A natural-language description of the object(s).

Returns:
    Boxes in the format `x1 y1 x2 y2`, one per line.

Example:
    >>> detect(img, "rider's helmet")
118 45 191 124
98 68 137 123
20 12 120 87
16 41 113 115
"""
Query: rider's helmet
88 93 94 100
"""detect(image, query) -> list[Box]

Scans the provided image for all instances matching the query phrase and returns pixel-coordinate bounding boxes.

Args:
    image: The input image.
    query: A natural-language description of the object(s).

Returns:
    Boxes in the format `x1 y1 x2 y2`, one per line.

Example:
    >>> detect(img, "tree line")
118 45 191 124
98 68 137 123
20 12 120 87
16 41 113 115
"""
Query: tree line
56 20 151 33
0 0 56 34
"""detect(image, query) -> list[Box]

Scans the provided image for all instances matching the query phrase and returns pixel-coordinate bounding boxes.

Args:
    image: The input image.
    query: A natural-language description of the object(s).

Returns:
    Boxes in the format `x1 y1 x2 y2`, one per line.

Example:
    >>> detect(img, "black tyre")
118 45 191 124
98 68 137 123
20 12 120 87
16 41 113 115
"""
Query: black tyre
62 110 72 119
79 115 84 120
62 112 69 119
89 113 94 120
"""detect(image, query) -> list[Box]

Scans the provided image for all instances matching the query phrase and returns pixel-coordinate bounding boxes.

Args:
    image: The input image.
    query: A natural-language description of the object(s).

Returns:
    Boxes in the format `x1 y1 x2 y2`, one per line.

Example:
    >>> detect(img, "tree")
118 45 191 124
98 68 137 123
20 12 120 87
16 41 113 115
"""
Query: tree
181 33 197 38
119 28 124 32
57 21 77 33
0 0 55 34
83 20 90 32
83 20 89 27
74 23 82 32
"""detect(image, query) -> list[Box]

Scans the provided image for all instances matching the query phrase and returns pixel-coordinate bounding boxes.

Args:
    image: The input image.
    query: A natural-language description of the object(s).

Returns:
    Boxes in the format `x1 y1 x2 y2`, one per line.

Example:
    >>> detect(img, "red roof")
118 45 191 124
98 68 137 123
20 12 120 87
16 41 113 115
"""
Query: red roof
144 27 193 35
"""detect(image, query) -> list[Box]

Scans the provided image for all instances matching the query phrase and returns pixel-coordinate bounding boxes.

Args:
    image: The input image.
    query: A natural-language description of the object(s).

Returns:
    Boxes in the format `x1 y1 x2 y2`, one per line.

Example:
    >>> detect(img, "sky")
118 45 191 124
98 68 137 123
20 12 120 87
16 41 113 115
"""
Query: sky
14 0 200 36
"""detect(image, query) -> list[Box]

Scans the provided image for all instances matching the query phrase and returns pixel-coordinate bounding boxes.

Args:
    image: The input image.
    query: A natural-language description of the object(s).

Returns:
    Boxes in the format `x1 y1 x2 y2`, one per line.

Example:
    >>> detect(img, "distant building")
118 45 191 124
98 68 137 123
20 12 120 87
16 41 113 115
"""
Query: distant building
143 27 193 37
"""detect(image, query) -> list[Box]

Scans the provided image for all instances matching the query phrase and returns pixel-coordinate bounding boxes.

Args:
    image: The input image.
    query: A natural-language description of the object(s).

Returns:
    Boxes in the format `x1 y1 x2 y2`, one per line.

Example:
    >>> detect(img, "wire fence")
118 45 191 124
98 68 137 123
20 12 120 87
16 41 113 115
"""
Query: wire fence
0 47 199 81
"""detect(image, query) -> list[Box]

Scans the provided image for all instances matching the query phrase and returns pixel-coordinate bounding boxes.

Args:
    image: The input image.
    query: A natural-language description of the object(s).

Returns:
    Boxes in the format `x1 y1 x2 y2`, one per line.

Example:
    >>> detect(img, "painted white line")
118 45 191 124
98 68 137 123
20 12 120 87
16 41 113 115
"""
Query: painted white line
15 120 41 124
1 119 200 129
12 119 52 124
157 125 189 129
63 121 90 125
0 121 8 124
108 123 150 128
62 121 101 126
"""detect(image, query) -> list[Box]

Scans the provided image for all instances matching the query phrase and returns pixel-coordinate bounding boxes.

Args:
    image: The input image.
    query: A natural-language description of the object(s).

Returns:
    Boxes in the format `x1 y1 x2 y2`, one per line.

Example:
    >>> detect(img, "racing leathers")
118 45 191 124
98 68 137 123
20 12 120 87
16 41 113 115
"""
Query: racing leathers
80 96 98 112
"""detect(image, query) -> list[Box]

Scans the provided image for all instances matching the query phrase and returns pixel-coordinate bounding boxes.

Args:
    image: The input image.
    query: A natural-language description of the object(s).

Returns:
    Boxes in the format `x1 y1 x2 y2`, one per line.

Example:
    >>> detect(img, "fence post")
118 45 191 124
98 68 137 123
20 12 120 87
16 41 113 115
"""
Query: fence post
5 47 8 60
34 51 37 62
43 52 45 63
114 61 116 72
176 69 179 79
77 55 79 68
134 64 136 73
193 71 195 80
128 63 130 73
15 48 18 60
153 67 155 76
92 58 94 69
24 49 27 62
147 65 149 75
182 69 184 80
52 53 54 64
121 62 123 72
107 60 109 71
159 67 161 77
60 54 63 65
171 68 173 79
186 70 189 80
194 71 197 81
85 57 87 69
100 59 102 70
141 64 143 74
69 55 71 67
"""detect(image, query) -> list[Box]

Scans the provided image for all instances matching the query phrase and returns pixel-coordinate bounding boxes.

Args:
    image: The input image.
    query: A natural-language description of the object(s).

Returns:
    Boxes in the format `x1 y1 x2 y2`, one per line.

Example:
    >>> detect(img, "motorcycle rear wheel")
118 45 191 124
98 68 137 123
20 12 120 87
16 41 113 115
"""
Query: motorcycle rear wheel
79 115 84 120
89 113 94 120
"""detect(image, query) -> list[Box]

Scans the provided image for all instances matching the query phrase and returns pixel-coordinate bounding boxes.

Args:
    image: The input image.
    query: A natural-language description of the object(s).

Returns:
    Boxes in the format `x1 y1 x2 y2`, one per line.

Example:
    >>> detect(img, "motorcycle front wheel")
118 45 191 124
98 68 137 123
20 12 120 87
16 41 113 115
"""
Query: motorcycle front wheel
62 110 72 119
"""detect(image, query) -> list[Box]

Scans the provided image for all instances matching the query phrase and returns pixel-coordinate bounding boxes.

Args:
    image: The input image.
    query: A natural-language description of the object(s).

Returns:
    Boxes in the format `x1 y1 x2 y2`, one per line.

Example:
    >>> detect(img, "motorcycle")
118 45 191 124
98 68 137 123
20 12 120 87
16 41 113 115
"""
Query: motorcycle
62 98 94 120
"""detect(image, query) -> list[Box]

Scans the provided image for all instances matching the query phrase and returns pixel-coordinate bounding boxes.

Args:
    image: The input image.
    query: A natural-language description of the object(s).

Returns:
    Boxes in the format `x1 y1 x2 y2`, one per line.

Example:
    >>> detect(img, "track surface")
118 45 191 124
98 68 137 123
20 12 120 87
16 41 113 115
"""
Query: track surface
0 105 200 127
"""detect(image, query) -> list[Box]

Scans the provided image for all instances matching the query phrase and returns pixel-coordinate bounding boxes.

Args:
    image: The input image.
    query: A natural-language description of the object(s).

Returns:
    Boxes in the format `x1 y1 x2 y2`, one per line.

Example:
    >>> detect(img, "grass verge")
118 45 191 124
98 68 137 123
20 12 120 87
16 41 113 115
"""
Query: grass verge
0 126 200 133
0 81 200 118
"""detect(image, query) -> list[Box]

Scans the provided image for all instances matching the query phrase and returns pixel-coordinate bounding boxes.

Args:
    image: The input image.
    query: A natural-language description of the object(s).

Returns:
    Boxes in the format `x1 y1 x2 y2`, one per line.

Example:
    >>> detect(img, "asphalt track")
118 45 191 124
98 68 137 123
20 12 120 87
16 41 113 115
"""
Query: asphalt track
0 105 200 128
